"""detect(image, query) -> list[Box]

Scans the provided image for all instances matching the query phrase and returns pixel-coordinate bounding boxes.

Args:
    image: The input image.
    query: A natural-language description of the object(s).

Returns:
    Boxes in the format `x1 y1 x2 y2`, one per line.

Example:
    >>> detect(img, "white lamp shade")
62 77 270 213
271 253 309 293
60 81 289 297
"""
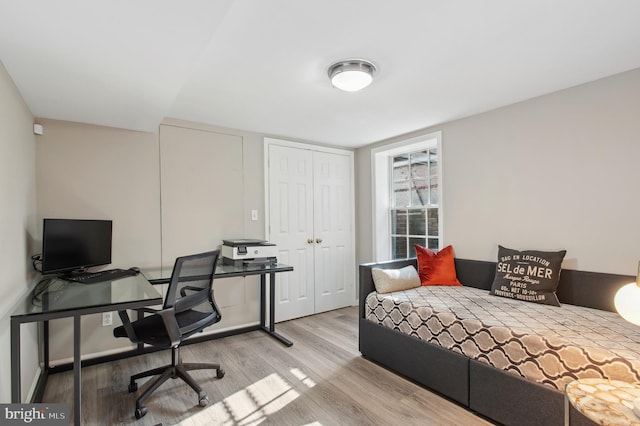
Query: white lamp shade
614 282 640 326
331 70 373 92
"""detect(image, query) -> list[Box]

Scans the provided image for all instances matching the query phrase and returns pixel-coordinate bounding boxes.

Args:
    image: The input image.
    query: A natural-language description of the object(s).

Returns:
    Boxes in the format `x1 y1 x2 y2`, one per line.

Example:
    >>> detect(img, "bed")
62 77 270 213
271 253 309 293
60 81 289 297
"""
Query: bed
359 258 639 426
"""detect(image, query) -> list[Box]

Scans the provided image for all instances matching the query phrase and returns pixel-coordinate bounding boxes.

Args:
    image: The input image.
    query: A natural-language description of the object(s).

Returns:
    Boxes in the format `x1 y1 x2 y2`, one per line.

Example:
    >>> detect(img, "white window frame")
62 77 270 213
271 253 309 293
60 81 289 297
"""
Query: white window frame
371 131 442 261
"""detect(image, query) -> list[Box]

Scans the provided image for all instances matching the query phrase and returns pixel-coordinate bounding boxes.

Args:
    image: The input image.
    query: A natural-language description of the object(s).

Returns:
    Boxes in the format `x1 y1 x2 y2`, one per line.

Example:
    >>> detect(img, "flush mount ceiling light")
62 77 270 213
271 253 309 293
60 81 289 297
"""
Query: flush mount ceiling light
328 59 377 92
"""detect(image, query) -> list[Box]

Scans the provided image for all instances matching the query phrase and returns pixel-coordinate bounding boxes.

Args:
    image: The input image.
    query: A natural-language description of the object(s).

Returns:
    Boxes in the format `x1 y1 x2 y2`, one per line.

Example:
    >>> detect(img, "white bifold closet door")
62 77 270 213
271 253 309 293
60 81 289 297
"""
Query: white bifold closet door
268 142 354 322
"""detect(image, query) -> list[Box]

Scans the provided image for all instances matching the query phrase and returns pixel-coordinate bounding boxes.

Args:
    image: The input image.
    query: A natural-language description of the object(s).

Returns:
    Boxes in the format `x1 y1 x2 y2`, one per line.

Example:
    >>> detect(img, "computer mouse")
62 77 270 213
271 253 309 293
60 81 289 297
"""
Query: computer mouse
129 267 140 274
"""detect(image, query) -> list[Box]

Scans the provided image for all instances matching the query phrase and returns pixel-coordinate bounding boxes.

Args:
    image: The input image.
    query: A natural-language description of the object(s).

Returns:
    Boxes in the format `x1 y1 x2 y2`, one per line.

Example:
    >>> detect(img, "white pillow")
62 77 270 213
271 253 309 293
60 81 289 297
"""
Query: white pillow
371 265 420 294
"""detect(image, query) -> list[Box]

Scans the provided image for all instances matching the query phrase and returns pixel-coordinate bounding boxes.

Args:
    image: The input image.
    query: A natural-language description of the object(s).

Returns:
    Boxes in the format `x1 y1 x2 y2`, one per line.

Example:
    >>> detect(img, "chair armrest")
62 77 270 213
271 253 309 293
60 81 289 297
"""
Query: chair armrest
158 307 181 347
117 310 139 342
179 285 202 297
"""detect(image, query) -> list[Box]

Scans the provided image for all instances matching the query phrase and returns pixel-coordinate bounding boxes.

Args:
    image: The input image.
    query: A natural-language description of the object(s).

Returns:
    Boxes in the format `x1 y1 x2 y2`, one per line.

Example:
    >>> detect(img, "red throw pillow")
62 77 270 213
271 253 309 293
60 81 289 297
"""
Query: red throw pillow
414 244 462 286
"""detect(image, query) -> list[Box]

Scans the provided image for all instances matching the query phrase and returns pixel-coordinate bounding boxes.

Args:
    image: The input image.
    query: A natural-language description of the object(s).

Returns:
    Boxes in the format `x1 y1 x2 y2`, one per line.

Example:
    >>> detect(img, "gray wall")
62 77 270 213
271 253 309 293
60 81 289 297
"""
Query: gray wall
356 68 640 275
36 119 162 359
0 60 38 402
35 118 270 363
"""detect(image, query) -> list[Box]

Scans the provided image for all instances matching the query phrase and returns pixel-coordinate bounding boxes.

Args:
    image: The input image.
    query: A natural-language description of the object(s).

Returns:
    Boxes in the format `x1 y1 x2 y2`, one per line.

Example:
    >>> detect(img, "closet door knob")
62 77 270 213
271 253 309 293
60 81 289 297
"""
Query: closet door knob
307 238 314 244
316 238 323 244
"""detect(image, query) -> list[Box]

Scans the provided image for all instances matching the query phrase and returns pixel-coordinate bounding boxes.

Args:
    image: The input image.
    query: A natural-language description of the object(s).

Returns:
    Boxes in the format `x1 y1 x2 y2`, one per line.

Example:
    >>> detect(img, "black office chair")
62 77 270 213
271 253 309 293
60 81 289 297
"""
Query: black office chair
113 250 225 419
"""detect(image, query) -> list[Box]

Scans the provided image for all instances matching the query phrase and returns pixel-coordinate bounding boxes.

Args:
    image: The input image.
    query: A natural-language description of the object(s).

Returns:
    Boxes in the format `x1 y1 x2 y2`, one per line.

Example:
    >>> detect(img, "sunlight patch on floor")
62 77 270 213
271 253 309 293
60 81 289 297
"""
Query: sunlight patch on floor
290 367 316 388
179 372 303 425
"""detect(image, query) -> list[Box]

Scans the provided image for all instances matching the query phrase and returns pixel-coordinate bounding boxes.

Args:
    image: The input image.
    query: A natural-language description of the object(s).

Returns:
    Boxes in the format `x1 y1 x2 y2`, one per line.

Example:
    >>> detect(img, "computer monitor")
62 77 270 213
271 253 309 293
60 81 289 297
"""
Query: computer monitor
41 218 113 275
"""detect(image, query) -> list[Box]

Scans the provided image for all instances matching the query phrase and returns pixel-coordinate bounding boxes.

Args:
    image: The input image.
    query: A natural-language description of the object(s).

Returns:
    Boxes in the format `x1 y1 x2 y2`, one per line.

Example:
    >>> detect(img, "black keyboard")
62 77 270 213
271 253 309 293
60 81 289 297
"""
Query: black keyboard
63 268 139 284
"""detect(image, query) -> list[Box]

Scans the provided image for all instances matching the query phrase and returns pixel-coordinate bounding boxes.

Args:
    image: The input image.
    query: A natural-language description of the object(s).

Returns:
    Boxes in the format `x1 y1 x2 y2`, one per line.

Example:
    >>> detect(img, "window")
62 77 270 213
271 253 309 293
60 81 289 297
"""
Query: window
390 149 439 258
371 132 442 261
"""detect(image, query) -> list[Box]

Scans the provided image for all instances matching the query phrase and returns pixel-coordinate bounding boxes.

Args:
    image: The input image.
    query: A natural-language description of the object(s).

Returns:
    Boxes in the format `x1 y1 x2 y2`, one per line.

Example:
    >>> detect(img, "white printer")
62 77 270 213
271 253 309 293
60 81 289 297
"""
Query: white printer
221 239 277 266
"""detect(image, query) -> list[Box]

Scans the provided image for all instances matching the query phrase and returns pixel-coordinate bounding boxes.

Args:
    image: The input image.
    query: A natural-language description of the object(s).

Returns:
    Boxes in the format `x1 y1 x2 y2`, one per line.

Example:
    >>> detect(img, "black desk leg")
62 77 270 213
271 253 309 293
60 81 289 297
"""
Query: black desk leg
259 272 293 347
73 315 81 426
269 272 275 331
44 320 49 375
11 318 21 402
260 274 266 328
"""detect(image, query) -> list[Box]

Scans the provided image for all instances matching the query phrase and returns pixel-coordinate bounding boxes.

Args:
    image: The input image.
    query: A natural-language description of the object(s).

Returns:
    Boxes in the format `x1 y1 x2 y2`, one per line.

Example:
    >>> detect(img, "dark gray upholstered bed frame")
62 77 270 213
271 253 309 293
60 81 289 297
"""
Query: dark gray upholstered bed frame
359 258 635 426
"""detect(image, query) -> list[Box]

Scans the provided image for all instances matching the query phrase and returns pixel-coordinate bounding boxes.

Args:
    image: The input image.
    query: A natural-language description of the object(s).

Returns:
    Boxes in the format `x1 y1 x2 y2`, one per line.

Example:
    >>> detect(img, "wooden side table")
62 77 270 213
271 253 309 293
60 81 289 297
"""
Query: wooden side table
565 378 640 425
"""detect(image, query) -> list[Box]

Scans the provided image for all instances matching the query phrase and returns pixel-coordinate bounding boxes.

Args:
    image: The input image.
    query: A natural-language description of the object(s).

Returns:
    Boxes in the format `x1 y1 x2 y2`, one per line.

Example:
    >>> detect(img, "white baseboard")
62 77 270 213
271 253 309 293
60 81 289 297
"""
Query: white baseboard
49 344 137 367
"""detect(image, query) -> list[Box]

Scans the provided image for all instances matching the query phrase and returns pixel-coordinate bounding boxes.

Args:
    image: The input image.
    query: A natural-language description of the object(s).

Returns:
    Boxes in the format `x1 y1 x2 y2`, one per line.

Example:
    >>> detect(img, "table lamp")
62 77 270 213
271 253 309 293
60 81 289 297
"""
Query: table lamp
614 261 640 417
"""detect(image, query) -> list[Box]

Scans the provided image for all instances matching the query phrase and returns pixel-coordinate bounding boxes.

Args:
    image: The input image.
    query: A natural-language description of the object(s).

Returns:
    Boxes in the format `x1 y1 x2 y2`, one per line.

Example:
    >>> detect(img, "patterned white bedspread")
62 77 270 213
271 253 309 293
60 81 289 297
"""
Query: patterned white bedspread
365 286 640 391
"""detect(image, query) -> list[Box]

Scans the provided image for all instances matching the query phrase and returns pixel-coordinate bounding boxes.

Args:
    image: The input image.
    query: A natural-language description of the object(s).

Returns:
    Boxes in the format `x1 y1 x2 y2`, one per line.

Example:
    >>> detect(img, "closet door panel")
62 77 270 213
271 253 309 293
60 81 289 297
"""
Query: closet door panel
313 151 354 313
268 144 315 321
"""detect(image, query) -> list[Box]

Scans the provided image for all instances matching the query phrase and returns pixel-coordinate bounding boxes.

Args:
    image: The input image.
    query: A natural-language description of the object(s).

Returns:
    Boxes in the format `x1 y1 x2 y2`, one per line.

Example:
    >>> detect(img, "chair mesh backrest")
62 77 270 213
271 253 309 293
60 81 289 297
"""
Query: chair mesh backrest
164 250 220 334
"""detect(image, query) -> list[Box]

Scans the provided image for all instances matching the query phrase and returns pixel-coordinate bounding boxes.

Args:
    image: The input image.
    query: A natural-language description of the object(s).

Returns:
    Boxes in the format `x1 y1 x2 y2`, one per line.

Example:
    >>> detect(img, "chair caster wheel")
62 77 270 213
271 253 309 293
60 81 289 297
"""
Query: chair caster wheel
128 382 138 393
217 368 225 378
134 407 147 419
199 395 210 407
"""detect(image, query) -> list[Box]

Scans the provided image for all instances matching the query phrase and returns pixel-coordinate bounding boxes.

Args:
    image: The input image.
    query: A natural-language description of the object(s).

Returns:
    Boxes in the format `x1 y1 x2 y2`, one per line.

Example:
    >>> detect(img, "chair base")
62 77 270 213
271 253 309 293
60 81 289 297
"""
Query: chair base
129 346 225 419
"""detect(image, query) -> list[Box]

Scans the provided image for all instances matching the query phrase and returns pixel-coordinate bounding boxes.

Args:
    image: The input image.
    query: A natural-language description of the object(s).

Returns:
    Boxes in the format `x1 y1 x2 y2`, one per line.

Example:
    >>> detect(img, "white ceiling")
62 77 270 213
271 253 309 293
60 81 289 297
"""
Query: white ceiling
1 1 640 148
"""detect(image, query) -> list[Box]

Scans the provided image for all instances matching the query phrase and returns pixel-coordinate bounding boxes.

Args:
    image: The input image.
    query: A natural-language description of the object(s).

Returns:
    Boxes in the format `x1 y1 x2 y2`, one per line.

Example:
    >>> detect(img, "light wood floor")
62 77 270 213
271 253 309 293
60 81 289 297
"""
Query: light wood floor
43 306 494 425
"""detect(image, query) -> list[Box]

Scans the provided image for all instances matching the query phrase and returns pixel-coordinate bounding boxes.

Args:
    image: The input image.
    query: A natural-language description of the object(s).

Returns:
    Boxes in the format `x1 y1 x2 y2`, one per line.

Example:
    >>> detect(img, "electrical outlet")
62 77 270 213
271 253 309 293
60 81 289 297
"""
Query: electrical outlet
102 312 113 327
251 209 259 221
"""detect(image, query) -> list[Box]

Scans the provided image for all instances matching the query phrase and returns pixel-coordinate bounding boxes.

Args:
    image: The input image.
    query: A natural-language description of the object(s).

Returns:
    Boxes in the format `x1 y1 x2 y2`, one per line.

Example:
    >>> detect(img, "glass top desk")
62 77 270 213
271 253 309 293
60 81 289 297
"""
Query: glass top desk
10 274 162 425
142 262 294 347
